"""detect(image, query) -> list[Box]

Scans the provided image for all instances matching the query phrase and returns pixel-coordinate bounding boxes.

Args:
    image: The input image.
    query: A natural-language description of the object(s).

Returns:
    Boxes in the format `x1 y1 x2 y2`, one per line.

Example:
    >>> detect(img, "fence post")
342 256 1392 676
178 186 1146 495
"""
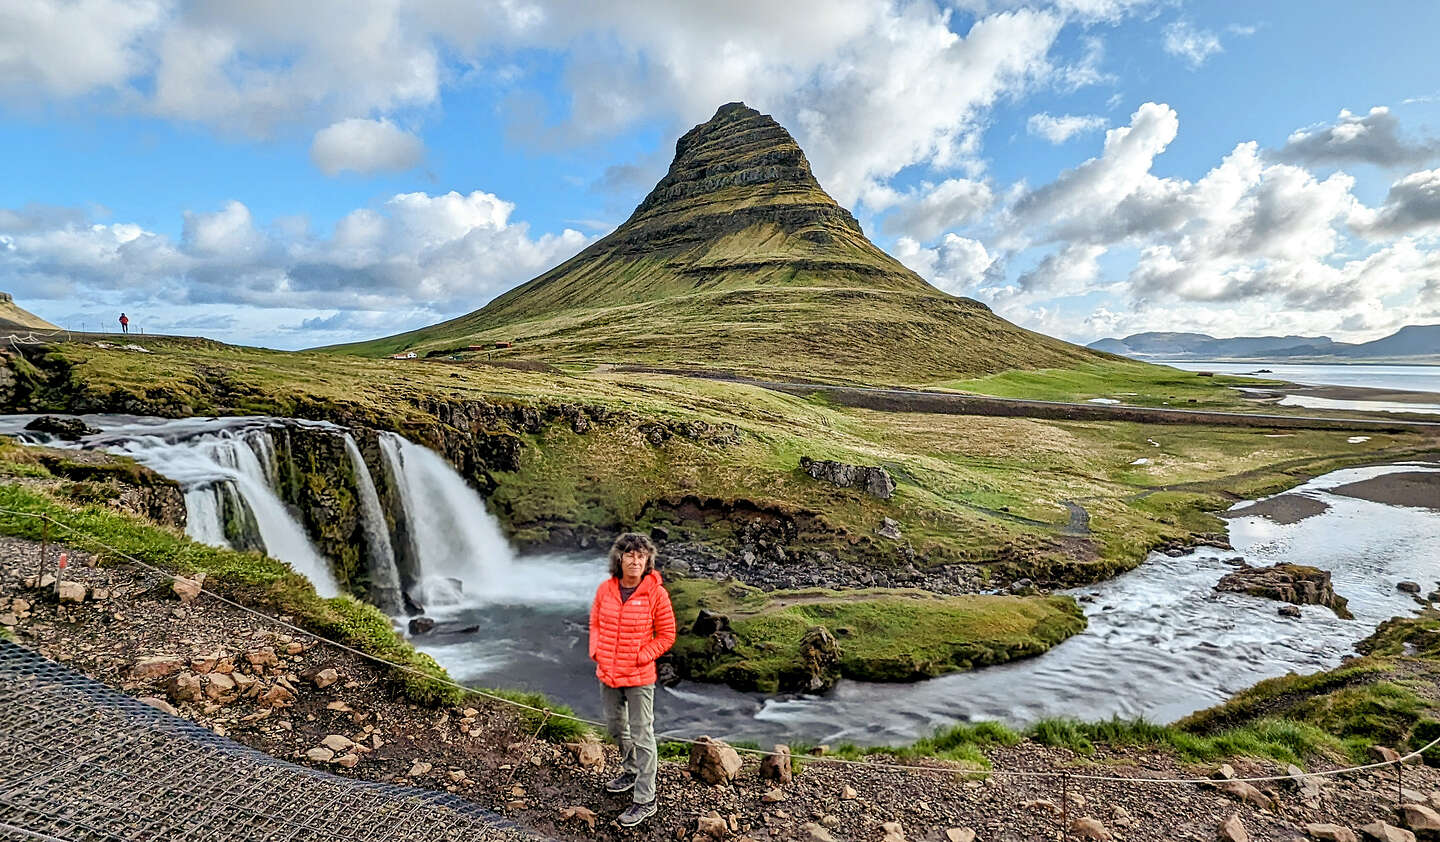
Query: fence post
1397 760 1403 807
1060 773 1069 841
39 520 48 581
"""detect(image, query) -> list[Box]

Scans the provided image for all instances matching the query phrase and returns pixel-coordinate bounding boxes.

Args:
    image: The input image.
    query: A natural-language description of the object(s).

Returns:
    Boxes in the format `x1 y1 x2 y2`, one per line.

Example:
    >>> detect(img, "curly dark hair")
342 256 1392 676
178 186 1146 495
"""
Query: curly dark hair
608 532 657 579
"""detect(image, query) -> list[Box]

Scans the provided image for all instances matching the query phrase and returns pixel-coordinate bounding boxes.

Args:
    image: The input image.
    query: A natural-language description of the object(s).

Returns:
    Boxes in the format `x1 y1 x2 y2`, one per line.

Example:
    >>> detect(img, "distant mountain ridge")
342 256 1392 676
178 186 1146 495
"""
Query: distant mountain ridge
1089 325 1440 362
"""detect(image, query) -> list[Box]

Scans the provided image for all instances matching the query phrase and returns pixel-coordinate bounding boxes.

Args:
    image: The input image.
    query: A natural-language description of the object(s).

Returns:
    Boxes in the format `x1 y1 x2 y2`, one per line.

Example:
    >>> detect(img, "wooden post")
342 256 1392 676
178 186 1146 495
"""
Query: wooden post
39 520 48 581
1060 773 1069 841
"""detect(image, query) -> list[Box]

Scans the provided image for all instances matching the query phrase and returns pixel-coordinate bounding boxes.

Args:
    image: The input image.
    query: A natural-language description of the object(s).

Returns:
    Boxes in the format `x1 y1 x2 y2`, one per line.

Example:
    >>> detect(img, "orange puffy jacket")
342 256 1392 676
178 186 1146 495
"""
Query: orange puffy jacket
589 570 676 688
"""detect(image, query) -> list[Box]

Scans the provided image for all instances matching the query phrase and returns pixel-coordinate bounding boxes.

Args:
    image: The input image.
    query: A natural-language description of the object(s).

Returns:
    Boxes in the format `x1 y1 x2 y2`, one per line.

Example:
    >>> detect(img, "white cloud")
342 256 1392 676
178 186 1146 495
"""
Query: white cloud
893 234 996 295
0 0 164 97
1162 20 1222 68
1026 112 1108 144
873 179 995 241
1351 168 1440 236
0 192 592 336
1278 106 1440 168
310 118 425 176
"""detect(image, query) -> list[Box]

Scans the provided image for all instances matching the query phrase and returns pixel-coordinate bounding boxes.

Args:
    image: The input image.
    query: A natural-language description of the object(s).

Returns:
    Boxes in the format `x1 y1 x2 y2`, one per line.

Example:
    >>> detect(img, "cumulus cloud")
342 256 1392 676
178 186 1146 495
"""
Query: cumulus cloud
1277 107 1440 168
0 0 163 97
1026 112 1107 144
310 118 424 176
0 192 592 336
893 234 997 295
874 179 995 241
1351 169 1440 236
1162 20 1222 68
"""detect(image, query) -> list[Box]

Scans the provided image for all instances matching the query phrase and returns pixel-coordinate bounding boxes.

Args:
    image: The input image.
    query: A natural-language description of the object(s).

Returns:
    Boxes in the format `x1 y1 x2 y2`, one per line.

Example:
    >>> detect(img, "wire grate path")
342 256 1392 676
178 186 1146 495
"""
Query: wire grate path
0 641 538 842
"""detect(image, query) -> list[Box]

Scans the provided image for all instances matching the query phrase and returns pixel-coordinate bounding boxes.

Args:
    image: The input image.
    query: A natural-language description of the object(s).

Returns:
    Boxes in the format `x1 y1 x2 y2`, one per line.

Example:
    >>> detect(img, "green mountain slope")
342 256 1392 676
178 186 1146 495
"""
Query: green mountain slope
329 102 1109 385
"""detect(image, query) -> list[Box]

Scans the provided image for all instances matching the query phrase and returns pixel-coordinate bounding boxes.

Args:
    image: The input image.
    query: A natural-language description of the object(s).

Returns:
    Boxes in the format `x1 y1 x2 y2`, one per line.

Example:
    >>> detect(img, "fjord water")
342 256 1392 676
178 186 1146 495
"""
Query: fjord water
1162 361 1440 393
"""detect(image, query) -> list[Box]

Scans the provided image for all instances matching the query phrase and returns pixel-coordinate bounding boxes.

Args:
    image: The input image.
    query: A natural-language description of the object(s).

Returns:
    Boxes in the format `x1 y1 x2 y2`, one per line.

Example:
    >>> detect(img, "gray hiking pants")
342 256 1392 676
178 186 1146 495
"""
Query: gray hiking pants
600 683 657 803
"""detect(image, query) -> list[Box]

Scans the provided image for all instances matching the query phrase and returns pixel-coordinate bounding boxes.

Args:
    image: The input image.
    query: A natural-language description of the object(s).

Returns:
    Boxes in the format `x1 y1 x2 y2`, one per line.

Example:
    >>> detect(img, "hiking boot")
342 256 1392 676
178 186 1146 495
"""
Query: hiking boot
618 800 657 827
605 772 636 794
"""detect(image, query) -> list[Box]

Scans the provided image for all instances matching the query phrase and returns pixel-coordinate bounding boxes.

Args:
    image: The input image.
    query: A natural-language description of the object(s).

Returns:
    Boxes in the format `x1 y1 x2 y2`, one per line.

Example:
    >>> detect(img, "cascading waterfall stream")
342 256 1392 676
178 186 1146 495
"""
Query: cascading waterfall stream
342 434 404 614
377 433 519 613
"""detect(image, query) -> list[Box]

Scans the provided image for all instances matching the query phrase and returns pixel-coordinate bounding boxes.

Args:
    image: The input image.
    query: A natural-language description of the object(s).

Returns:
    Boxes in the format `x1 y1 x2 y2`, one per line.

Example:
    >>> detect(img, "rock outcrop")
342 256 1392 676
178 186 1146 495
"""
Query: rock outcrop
799 457 896 499
1216 563 1353 618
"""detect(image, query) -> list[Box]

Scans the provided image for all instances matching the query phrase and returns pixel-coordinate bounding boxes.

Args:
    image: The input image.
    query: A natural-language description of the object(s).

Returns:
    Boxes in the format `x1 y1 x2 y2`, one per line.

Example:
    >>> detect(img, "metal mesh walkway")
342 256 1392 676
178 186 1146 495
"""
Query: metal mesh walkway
0 641 538 842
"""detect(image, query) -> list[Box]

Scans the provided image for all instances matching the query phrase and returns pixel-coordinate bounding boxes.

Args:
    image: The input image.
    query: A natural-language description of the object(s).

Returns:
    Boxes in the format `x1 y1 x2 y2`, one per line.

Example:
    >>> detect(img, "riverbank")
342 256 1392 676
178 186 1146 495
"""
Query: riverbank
6 530 1440 842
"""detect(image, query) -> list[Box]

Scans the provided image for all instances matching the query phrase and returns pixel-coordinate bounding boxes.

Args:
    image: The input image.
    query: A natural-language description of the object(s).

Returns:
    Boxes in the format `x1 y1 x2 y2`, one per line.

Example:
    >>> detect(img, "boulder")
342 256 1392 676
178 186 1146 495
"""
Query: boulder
791 626 841 692
24 415 99 441
1216 562 1353 618
1279 605 1303 618
1305 825 1357 842
408 616 436 635
1398 582 1422 594
759 744 792 784
130 655 187 680
1359 821 1416 842
1217 815 1249 842
1371 746 1403 764
798 457 895 499
688 736 743 785
693 609 732 636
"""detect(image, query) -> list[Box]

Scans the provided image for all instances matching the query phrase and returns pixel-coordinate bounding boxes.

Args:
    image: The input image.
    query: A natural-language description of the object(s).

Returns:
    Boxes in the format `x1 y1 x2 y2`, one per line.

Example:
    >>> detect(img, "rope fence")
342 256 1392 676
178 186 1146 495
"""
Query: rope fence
3 504 1437 794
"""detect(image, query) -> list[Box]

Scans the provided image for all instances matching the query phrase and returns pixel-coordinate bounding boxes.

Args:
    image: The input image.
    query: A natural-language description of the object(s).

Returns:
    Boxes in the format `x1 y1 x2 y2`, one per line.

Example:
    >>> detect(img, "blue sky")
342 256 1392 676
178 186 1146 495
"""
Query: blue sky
2 0 1439 350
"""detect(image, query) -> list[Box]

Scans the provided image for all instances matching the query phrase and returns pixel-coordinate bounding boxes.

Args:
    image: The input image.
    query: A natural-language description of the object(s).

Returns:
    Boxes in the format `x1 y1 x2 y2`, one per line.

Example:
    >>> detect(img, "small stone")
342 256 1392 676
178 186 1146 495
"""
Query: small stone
688 736 743 785
1070 816 1111 841
1398 581 1422 594
560 806 597 831
245 647 279 669
759 744 792 785
1305 824 1358 842
164 672 203 703
204 672 236 701
130 655 187 680
761 788 787 803
803 823 834 842
1279 604 1302 618
1398 804 1440 833
285 641 304 655
1217 814 1249 842
312 668 339 689
820 815 840 830
447 769 469 783
945 830 976 842
137 696 179 716
1210 763 1236 780
1358 821 1415 842
1024 799 1060 815
1218 780 1275 811
407 761 432 777
258 684 295 708
697 812 729 840
320 734 354 752
881 821 905 842
57 581 86 603
306 747 335 763
0 612 17 626
567 739 605 769
1370 746 1403 764
172 574 204 603
334 753 359 768
841 785 857 800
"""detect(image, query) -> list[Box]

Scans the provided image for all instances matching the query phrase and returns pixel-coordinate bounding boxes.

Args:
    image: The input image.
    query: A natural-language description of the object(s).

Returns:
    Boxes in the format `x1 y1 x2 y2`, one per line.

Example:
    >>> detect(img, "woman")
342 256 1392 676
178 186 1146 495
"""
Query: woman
589 532 675 827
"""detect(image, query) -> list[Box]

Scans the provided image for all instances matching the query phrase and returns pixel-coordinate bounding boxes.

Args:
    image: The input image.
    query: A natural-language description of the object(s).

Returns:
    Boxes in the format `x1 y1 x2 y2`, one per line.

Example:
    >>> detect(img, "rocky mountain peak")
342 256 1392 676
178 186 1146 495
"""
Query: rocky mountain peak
613 102 861 249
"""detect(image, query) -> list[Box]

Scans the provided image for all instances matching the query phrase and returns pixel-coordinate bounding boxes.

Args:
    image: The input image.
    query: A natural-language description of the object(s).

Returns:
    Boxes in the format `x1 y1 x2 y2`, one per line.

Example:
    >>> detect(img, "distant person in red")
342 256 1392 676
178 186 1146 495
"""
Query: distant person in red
118 313 129 334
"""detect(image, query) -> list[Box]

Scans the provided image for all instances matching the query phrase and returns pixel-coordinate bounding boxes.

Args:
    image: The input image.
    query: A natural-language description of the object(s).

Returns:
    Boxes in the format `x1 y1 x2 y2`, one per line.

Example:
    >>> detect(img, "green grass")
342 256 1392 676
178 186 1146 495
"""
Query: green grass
936 360 1284 410
666 578 1086 691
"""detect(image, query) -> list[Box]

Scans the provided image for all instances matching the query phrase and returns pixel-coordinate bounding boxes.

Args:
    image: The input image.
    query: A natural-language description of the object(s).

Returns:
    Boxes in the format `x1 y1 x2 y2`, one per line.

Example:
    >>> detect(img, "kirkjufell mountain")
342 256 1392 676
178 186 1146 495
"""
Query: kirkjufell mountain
335 103 1107 383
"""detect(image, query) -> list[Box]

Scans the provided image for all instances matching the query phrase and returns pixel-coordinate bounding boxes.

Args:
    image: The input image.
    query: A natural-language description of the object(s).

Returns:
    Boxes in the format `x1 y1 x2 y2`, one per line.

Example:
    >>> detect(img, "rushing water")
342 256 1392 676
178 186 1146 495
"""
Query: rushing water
419 462 1440 745
6 413 1438 746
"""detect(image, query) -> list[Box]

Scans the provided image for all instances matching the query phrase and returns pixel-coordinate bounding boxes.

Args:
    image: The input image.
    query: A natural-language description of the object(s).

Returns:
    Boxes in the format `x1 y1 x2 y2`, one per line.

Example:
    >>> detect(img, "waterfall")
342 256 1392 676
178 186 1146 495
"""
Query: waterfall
378 432 517 612
184 485 228 546
343 434 404 614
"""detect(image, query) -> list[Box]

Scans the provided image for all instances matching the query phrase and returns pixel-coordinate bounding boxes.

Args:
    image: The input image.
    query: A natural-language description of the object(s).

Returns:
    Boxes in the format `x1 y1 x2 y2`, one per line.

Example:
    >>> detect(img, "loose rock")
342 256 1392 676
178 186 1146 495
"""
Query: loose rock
1359 821 1416 842
560 806 597 831
1217 814 1249 842
758 744 792 784
688 736 742 785
1306 825 1358 842
1070 816 1111 841
944 831 976 842
172 574 204 603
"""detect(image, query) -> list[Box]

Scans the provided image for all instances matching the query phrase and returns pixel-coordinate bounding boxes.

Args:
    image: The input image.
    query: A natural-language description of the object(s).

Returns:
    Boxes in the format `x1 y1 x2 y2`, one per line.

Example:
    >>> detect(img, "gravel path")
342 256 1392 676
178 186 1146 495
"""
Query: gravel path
0 641 538 842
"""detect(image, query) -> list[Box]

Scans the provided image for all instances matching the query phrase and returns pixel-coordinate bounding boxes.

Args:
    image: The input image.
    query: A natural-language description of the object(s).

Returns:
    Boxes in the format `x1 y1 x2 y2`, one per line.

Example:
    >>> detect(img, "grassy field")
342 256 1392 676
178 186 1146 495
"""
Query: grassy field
12 339 1435 587
934 360 1285 409
666 578 1086 690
